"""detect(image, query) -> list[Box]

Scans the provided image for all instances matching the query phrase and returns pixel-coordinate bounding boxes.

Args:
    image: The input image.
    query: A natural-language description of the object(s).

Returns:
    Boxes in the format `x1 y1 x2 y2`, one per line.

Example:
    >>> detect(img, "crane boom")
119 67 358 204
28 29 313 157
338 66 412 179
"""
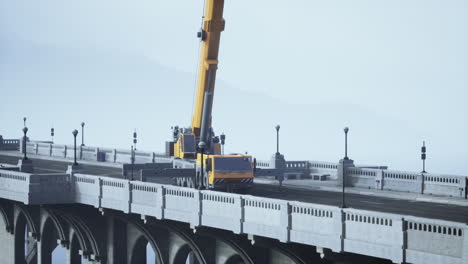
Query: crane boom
191 0 225 137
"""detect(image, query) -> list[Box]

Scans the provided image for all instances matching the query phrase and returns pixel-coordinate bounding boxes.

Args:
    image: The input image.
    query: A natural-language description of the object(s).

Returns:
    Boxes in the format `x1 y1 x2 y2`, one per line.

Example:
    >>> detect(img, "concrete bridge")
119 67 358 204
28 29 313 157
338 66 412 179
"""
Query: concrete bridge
0 139 467 264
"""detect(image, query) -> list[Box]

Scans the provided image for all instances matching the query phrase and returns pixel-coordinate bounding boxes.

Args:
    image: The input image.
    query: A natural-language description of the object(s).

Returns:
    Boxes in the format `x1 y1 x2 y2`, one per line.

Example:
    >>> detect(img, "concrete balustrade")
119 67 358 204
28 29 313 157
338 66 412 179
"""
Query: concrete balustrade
24 141 170 164
345 167 467 198
0 137 20 151
1 168 467 264
20 141 468 199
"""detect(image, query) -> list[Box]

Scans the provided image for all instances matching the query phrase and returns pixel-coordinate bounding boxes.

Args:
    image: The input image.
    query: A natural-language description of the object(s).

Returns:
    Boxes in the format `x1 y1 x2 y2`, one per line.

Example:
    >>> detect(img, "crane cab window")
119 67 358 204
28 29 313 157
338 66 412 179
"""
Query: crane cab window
214 157 251 172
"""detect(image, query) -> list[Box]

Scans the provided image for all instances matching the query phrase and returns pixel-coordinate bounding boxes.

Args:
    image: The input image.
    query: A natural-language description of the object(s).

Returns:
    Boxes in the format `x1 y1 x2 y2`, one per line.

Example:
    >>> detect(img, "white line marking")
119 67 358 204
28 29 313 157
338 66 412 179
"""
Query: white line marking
36 167 66 173
360 201 384 205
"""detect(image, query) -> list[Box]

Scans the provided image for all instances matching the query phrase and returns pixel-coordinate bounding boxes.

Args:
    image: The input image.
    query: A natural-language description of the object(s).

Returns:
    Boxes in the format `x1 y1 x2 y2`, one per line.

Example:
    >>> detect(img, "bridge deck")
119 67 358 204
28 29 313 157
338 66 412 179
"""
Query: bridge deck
1 154 467 224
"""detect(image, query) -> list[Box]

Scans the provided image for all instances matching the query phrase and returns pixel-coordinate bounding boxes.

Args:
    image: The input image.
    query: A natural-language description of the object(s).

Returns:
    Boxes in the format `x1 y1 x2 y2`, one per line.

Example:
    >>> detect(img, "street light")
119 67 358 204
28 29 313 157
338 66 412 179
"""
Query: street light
81 122 85 146
198 141 206 190
130 145 135 181
275 125 280 154
133 130 137 150
23 117 27 127
51 128 55 143
341 127 349 208
421 141 427 173
220 133 226 155
72 129 78 166
344 127 349 160
22 127 28 160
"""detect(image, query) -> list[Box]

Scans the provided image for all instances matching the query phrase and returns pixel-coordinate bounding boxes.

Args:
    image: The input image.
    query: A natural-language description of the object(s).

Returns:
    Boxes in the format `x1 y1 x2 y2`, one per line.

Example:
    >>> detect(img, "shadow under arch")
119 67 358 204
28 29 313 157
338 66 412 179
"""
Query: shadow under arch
117 216 165 264
0 203 13 233
40 208 67 245
39 215 61 263
52 209 101 261
225 254 245 264
13 205 38 264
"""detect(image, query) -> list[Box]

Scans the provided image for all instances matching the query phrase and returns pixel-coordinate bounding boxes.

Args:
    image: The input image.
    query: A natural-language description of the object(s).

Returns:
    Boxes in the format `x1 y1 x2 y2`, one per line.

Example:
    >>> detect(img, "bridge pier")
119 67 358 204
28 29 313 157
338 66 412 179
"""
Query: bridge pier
0 216 15 264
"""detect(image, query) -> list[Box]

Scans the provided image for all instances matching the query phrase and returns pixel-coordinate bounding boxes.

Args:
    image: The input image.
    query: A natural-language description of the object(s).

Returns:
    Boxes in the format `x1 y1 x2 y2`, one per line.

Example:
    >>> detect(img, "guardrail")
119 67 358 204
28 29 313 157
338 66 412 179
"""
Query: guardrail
0 137 20 151
1 168 467 264
346 167 468 198
19 141 468 199
24 141 171 164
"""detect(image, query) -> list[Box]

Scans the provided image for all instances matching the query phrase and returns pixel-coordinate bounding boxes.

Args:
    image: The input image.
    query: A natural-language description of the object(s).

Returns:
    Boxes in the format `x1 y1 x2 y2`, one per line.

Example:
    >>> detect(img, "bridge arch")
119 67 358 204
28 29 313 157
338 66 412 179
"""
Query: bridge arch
53 209 102 262
39 214 62 263
125 216 207 264
13 205 39 264
126 219 165 264
13 204 38 238
39 208 67 245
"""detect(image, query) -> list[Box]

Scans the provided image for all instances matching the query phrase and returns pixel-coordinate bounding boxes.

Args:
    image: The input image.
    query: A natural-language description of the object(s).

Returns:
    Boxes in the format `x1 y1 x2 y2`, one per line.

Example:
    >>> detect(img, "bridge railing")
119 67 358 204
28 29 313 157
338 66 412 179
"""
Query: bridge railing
20 141 468 198
0 137 20 151
345 167 467 198
69 173 467 264
2 169 468 264
24 141 171 164
0 169 72 204
255 160 271 168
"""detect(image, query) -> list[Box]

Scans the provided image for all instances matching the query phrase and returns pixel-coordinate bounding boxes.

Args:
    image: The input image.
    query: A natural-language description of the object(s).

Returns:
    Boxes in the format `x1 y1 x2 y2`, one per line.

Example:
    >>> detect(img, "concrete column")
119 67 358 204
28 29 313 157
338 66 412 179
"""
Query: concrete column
66 246 81 264
106 217 127 264
418 174 424 194
337 159 354 187
190 191 202 229
17 159 34 173
37 239 59 264
112 149 117 163
156 186 165 220
463 227 468 263
279 201 290 243
0 220 15 264
375 170 384 190
233 196 243 234
125 180 131 213
95 148 99 162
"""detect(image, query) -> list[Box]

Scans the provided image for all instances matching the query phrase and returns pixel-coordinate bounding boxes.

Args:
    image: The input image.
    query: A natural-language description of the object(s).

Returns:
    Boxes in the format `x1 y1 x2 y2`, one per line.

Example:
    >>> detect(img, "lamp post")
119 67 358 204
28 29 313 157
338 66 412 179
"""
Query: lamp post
344 127 349 160
275 125 280 154
51 128 54 143
22 127 28 160
130 145 135 181
341 127 349 208
198 141 206 190
421 141 427 173
72 129 78 166
81 122 85 146
133 130 137 150
220 133 226 155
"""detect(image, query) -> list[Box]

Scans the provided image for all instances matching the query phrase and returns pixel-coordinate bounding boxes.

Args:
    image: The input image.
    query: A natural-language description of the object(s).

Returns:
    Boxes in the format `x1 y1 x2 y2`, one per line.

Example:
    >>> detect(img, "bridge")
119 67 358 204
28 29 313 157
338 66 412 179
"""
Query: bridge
0 137 467 264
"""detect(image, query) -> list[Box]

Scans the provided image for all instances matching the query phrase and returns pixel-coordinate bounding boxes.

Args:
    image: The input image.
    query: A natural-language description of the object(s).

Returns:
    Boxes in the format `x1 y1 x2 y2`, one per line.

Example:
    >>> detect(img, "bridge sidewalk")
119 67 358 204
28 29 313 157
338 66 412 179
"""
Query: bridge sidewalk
255 178 468 207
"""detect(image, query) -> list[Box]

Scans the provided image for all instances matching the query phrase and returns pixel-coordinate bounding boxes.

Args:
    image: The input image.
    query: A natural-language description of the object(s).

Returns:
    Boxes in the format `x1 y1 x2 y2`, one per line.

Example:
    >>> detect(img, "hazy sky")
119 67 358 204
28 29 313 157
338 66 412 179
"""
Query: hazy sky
1 0 467 175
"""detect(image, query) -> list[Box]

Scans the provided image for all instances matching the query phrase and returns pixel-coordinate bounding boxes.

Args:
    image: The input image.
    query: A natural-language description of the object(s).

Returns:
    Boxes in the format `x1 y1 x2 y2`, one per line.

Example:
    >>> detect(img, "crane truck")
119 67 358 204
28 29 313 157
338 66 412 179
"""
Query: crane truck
166 0 254 191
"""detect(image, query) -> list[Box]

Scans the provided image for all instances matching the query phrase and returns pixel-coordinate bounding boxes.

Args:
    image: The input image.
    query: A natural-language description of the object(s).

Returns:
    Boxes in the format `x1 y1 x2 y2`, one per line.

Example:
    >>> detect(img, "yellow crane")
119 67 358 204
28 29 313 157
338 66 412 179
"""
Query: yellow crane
167 0 254 190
